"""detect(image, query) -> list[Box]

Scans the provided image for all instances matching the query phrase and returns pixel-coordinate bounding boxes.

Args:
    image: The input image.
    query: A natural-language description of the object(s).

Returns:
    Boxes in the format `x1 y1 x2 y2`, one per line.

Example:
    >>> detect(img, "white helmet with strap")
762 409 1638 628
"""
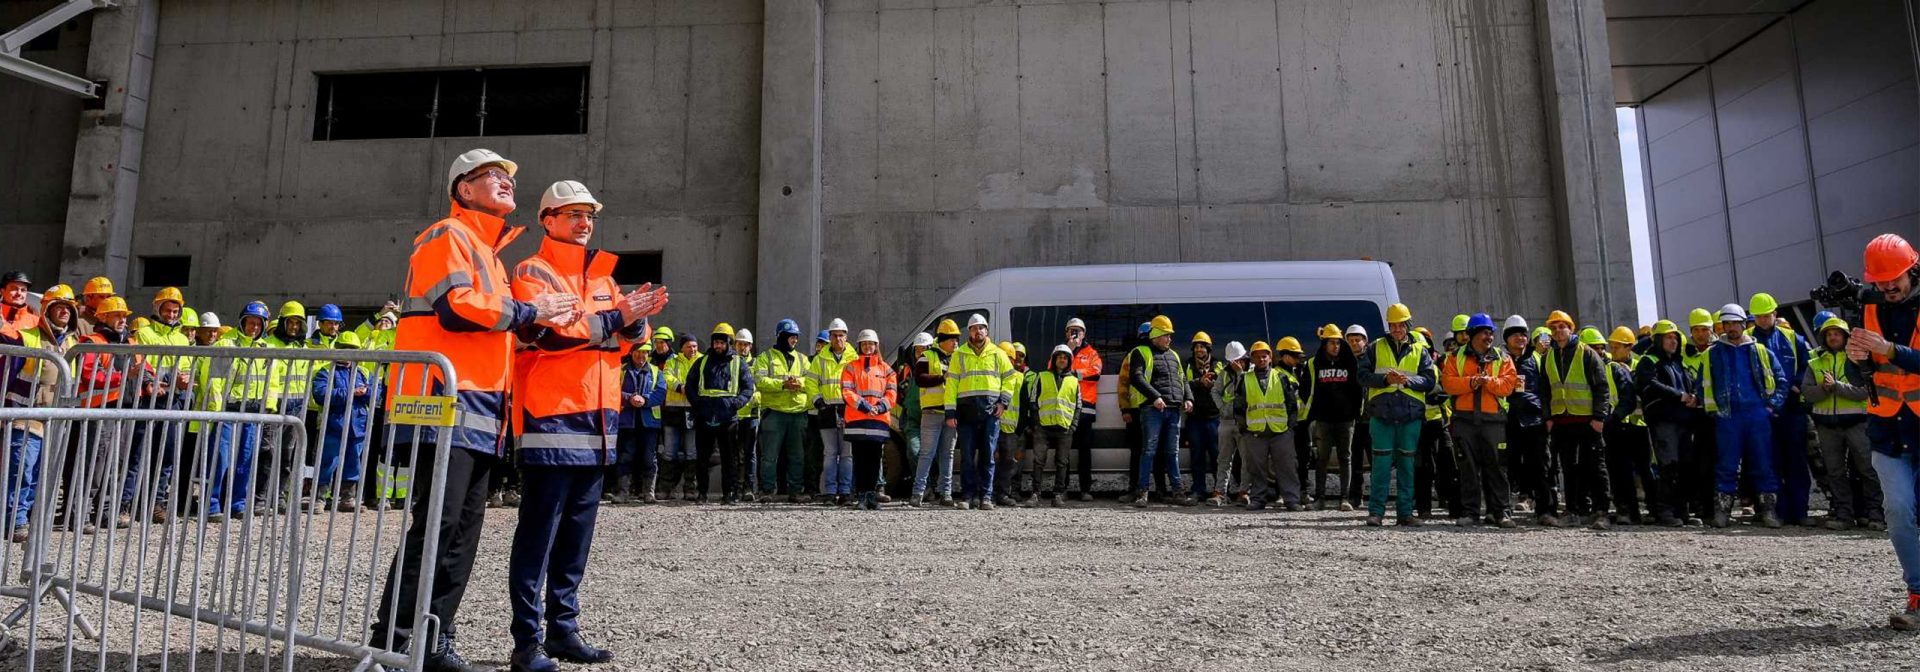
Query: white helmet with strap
447 148 517 197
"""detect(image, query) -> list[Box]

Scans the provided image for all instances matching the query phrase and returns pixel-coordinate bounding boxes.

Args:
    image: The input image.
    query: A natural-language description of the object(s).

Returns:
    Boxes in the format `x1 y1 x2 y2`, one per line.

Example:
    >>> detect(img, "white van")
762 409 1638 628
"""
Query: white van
901 260 1399 474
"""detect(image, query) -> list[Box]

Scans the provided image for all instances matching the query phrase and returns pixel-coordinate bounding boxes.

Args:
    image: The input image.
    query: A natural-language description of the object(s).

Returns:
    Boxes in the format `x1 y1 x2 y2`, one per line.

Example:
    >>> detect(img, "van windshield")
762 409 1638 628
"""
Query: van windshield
1008 300 1384 373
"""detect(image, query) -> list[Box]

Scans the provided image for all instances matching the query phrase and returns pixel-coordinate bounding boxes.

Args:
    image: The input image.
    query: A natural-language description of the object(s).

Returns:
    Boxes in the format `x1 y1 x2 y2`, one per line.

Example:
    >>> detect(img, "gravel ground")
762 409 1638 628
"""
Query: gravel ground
7 500 1920 671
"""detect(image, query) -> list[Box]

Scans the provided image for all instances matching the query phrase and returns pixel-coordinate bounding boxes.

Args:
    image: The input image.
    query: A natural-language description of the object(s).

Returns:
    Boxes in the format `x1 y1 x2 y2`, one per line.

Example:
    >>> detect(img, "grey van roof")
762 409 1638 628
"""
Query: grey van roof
940 260 1399 307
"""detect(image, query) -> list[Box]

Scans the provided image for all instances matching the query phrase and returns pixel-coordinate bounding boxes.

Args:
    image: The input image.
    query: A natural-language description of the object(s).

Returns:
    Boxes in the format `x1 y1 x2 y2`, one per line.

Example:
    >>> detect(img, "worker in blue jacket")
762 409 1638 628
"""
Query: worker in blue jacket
1702 303 1787 529
310 332 375 511
1746 293 1815 525
685 323 756 504
615 344 667 503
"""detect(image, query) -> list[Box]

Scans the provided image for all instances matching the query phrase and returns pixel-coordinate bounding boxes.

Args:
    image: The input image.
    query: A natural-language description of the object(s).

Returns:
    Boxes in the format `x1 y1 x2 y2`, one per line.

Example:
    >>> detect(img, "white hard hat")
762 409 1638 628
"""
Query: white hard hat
968 313 988 328
447 148 516 196
1065 318 1086 331
1345 324 1368 338
1717 303 1748 322
734 328 754 344
198 312 221 330
856 329 879 344
540 180 603 214
1503 315 1528 332
1223 341 1247 362
827 318 848 333
1051 344 1074 358
912 332 935 348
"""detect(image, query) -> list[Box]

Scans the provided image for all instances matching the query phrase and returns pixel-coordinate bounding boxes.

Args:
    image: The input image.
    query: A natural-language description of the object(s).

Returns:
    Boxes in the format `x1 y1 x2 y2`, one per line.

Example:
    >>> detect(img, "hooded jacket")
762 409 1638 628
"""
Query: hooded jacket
1633 345 1695 425
1306 340 1362 423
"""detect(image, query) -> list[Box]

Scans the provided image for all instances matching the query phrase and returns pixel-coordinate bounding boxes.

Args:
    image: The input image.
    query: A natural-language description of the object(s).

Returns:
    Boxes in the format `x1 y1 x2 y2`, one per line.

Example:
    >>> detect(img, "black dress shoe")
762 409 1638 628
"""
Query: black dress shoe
545 631 614 664
511 643 560 672
424 635 485 672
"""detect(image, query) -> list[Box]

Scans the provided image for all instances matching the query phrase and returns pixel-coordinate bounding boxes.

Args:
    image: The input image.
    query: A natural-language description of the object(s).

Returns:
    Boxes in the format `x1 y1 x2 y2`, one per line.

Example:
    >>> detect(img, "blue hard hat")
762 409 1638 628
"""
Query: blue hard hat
1466 313 1496 332
317 303 344 322
1812 310 1834 329
776 319 801 337
816 329 831 343
1138 322 1152 336
242 301 270 321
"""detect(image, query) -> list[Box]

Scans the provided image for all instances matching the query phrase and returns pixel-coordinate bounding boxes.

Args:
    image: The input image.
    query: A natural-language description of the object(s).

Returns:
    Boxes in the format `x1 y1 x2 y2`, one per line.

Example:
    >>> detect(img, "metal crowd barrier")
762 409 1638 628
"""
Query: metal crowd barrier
0 343 75 644
0 343 459 672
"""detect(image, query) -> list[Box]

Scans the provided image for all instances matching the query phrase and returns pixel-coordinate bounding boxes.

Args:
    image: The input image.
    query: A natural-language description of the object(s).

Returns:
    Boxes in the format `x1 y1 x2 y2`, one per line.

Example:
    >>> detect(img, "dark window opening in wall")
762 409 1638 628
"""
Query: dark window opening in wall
312 66 588 141
610 252 663 287
140 256 191 288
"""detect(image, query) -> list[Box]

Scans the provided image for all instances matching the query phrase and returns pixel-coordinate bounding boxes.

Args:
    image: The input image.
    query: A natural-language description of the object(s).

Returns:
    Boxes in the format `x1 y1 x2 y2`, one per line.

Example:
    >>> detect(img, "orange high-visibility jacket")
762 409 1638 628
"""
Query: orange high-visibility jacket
392 200 534 455
840 353 898 441
1439 346 1518 422
510 237 647 466
1072 343 1102 407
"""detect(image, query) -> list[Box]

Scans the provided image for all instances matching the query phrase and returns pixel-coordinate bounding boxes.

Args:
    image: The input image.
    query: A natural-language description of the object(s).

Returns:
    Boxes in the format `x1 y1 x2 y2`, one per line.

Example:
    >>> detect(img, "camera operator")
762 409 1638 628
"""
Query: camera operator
1843 233 1920 631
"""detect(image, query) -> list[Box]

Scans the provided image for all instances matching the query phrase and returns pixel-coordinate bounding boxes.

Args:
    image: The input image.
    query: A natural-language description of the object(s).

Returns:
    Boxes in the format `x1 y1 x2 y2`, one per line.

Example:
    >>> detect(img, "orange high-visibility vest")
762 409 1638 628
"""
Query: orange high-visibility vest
1863 304 1920 417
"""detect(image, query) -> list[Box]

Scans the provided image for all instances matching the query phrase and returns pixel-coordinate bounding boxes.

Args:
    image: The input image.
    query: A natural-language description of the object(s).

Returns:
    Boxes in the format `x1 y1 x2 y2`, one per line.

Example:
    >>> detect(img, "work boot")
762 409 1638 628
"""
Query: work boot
938 494 955 507
1397 516 1421 527
544 631 614 664
1131 491 1150 508
1247 498 1266 511
794 493 813 504
994 494 1016 508
1285 502 1304 512
510 643 559 672
1655 512 1682 527
1825 518 1854 531
1207 492 1225 508
1589 515 1611 531
1892 592 1920 631
1712 493 1735 529
1757 493 1783 529
1610 513 1631 526
486 492 504 509
1453 516 1476 527
1365 516 1384 527
956 499 972 511
1021 493 1040 507
502 490 521 507
1870 520 1889 532
1078 492 1092 502
979 499 997 511
1537 515 1559 528
908 493 924 508
1338 501 1355 512
1051 494 1065 507
1496 517 1519 529
1118 491 1138 505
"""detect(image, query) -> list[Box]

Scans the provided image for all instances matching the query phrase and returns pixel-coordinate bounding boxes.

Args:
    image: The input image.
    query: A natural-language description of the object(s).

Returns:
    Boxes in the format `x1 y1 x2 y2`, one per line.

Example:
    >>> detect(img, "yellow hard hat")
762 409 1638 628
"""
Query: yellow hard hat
95 296 131 319
277 301 306 319
1386 303 1412 324
712 322 735 338
1451 314 1470 332
1608 326 1636 346
180 307 200 329
1249 341 1273 355
1318 323 1341 340
333 331 364 349
1192 331 1213 346
1275 337 1304 355
153 286 184 307
1545 310 1575 329
653 326 675 342
1651 319 1680 337
1147 315 1174 339
131 317 151 331
936 318 961 337
1820 316 1850 334
82 276 113 296
1578 327 1606 346
40 284 76 309
1749 292 1779 316
1688 308 1713 329
1013 342 1026 356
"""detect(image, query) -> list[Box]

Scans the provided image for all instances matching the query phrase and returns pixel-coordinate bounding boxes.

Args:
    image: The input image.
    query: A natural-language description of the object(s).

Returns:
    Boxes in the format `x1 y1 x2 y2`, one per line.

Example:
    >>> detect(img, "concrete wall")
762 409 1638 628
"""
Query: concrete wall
131 0 763 333
0 4 90 283
817 0 1568 340
1640 0 1920 316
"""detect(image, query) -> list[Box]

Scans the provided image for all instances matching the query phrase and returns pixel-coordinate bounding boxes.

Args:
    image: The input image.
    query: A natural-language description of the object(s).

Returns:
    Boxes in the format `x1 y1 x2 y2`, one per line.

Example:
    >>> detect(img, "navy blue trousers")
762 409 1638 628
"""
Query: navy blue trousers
508 465 604 647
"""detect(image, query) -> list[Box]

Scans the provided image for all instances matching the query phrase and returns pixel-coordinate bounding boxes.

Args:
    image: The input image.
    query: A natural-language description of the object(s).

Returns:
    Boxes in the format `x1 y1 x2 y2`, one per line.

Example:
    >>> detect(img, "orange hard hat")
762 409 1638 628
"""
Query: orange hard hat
1864 234 1919 283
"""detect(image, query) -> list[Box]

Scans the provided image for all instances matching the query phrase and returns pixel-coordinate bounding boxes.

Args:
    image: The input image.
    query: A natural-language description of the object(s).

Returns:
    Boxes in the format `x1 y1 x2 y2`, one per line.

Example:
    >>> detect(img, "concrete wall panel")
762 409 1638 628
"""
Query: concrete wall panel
1100 2 1179 206
1014 2 1108 209
1188 0 1285 204
821 10 878 216
683 22 762 212
931 5 1021 212
139 41 281 222
1278 0 1446 202
603 26 691 212
874 8 936 212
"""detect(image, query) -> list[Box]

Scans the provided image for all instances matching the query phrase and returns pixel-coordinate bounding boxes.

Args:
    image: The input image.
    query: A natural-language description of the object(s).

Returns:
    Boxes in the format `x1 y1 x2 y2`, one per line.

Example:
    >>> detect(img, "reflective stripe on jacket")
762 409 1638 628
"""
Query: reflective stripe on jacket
840 353 897 440
510 237 646 466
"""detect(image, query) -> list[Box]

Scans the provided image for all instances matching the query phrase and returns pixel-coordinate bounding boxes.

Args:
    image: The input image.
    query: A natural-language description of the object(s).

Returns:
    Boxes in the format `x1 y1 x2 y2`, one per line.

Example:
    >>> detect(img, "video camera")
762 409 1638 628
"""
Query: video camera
1811 270 1882 325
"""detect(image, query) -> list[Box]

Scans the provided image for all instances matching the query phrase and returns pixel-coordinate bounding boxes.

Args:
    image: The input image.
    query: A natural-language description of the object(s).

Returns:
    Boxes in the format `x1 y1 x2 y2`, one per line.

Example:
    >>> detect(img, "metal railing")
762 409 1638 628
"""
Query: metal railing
0 343 460 672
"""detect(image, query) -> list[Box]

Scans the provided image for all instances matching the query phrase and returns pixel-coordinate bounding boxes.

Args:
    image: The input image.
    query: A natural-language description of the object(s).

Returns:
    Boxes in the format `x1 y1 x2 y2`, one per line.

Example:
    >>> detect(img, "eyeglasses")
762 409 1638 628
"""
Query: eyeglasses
467 168 515 186
555 210 599 223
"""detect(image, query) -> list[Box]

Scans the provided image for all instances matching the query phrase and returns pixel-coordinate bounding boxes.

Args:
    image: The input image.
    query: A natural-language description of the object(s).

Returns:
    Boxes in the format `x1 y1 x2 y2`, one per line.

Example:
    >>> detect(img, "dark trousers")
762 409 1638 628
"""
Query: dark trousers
1124 409 1141 492
851 440 884 493
615 427 658 495
1073 408 1097 494
1772 411 1813 521
1309 420 1354 502
1185 417 1220 497
733 419 758 494
1605 422 1657 520
1650 420 1694 519
1508 422 1552 513
956 418 1000 501
1452 419 1509 519
1550 421 1611 516
694 423 740 499
508 466 602 647
802 416 824 494
1347 419 1372 505
1414 418 1457 516
374 445 496 645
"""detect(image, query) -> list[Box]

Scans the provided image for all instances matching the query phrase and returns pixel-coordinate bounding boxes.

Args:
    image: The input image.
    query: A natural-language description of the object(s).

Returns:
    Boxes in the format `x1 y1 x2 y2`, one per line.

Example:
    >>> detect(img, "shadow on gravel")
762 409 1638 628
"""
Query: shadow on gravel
1589 624 1907 663
7 649 389 672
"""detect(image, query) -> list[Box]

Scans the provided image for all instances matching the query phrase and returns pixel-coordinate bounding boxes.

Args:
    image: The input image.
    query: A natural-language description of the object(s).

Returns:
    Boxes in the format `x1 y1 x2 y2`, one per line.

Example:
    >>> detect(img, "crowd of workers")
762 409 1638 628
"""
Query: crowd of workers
6 147 1920 671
